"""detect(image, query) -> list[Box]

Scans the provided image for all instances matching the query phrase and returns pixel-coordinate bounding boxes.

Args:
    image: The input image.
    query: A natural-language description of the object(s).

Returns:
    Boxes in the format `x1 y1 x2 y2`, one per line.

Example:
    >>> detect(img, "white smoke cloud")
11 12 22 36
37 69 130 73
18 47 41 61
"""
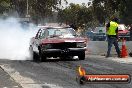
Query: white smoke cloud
0 17 37 60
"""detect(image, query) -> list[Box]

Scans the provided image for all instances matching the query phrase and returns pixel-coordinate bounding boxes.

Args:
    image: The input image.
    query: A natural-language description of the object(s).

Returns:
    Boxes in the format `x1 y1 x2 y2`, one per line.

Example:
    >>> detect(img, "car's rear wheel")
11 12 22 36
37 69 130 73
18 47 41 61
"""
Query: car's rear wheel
78 51 85 60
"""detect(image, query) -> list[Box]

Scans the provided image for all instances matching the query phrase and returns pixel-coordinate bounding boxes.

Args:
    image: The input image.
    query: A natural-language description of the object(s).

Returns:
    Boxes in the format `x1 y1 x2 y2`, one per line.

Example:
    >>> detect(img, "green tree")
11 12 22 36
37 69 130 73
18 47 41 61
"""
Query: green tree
92 0 127 24
58 3 94 28
122 0 132 24
0 0 10 15
10 0 67 23
10 0 27 17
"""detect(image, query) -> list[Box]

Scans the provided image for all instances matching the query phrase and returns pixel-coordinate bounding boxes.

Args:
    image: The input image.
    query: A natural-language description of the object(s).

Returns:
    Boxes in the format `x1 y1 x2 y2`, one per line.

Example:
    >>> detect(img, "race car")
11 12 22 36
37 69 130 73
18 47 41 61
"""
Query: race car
29 27 87 62
92 27 106 41
118 24 130 40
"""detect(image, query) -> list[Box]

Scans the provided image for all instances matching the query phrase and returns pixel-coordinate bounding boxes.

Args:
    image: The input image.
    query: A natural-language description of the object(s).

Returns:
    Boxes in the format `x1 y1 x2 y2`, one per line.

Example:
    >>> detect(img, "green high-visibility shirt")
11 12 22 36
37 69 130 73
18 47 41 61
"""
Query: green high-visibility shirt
106 21 118 35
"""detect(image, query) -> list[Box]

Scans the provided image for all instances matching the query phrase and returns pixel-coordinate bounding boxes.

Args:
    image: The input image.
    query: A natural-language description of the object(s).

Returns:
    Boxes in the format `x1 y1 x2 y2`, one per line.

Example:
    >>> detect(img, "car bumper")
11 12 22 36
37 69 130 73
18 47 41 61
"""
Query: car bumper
118 35 130 38
41 48 86 56
93 36 106 38
118 33 130 38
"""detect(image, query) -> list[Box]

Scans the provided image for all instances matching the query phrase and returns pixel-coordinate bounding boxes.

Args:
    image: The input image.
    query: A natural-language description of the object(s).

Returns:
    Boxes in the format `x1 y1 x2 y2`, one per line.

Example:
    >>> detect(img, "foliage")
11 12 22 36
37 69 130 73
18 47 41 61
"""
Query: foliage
0 0 10 14
58 3 94 28
0 0 67 22
0 0 132 25
122 0 132 24
11 0 67 16
92 0 127 24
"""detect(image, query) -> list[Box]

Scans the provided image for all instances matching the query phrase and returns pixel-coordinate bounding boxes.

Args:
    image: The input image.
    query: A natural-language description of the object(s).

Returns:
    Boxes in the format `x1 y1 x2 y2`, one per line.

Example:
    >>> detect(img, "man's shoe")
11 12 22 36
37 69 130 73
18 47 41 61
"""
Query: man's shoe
129 52 132 57
105 55 110 58
118 55 121 58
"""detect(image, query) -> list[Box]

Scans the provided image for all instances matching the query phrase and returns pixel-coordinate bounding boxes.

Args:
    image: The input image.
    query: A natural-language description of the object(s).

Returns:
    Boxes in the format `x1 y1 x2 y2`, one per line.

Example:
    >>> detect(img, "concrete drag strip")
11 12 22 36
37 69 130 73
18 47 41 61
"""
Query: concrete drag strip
110 57 132 64
102 56 132 64
0 64 63 88
0 66 22 88
87 55 132 64
0 55 132 88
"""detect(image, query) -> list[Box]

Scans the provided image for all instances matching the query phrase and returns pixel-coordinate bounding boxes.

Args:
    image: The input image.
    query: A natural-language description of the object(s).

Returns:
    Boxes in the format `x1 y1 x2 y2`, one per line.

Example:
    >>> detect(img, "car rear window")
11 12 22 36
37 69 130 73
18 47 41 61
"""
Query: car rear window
118 25 126 30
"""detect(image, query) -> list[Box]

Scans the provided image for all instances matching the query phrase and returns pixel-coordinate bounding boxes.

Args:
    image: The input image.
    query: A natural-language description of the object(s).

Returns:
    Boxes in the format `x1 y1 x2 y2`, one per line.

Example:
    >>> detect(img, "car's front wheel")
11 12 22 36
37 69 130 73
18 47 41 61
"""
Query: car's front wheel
29 46 39 62
78 51 85 60
39 50 47 62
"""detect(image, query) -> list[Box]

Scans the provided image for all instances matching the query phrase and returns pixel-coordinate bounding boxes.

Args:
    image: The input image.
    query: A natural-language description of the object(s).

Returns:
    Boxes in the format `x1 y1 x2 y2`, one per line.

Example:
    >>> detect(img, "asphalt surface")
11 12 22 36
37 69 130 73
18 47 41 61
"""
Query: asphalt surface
87 41 132 55
0 55 132 88
0 65 22 88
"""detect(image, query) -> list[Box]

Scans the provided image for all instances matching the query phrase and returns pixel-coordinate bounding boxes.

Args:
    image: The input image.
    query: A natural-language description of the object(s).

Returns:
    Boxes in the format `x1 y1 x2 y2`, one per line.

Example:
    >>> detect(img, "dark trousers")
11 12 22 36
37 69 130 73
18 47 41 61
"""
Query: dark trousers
106 36 120 57
130 32 132 41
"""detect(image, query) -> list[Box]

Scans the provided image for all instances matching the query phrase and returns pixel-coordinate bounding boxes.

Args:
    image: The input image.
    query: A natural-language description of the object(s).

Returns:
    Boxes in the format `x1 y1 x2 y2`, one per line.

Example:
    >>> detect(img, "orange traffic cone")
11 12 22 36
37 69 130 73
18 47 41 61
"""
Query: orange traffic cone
121 38 128 58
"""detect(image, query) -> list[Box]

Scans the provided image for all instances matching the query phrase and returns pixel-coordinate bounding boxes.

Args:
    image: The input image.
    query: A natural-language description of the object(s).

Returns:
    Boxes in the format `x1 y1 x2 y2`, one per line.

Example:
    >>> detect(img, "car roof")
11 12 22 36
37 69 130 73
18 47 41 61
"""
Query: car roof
94 27 106 33
39 26 72 29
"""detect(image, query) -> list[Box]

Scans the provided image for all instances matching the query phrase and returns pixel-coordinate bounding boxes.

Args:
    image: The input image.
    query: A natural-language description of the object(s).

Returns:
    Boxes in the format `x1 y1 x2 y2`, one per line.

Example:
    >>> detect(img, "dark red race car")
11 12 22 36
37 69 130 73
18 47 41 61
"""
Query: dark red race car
29 27 87 62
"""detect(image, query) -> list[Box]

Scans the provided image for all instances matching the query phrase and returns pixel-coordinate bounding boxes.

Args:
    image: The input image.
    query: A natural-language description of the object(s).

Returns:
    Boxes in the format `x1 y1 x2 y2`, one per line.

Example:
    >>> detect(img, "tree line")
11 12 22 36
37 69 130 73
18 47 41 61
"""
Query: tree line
58 0 132 28
0 0 67 24
0 0 132 26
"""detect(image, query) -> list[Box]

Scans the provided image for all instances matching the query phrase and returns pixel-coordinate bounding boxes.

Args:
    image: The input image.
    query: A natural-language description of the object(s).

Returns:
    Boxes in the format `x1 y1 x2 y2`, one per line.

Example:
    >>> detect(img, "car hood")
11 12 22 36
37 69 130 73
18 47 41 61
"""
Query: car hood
41 37 87 44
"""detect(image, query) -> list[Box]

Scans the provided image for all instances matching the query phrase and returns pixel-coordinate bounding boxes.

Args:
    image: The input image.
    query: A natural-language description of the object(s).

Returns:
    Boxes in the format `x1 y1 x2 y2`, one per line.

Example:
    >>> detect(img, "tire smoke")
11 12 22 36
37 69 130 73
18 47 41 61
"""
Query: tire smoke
0 17 37 60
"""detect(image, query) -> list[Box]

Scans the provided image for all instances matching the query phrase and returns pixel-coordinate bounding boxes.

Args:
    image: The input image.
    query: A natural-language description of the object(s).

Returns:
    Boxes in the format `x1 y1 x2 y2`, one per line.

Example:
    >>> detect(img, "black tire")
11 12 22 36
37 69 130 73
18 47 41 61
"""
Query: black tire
78 51 85 60
40 55 47 62
129 52 132 57
29 46 39 62
39 50 47 62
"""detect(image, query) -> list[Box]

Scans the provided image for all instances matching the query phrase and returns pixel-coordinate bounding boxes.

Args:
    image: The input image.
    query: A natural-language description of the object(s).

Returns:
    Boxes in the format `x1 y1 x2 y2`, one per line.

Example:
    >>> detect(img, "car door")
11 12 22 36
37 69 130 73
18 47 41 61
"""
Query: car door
33 29 42 53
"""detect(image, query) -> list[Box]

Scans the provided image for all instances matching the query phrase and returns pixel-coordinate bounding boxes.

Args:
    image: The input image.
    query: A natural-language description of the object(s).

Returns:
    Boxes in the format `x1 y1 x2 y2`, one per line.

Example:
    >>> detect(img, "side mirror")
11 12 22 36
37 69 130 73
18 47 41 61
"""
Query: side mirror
35 35 38 39
35 34 41 39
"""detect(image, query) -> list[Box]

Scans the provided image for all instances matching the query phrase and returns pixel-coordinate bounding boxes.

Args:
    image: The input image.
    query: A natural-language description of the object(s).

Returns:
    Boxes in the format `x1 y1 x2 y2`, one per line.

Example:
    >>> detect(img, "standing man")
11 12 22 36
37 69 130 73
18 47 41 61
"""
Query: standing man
129 24 132 57
106 18 121 58
129 24 132 41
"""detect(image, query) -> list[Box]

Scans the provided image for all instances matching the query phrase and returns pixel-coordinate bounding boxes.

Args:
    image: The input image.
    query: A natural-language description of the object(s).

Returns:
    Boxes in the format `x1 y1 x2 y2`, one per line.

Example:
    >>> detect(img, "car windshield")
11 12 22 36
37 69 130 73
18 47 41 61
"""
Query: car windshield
94 27 106 33
42 28 76 38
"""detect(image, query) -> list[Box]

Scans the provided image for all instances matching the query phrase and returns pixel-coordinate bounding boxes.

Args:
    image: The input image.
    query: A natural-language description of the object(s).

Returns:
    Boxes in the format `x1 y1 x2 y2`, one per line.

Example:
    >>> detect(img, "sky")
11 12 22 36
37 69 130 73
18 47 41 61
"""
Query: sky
62 0 91 7
66 0 89 4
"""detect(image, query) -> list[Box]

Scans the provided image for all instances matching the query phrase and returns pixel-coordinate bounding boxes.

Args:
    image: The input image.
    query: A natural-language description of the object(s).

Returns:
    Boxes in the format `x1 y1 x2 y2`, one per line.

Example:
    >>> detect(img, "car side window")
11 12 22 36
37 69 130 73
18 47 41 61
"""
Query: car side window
40 29 49 38
35 29 40 39
40 30 45 38
35 29 43 39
